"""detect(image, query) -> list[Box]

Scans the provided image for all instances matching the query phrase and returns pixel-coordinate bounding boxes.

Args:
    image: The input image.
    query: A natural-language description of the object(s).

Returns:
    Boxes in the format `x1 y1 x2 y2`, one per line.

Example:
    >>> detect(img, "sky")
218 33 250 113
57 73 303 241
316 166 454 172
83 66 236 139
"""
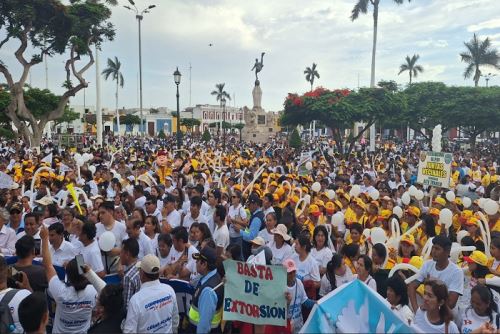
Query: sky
1 0 500 112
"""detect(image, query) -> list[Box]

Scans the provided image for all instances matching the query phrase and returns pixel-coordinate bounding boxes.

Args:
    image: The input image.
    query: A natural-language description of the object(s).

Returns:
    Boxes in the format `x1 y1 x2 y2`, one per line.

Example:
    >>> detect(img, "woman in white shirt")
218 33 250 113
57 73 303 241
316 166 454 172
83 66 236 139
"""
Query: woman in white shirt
226 191 247 249
458 285 498 334
386 275 414 326
413 279 459 333
258 212 277 246
269 224 293 265
291 234 321 299
310 225 333 276
355 255 377 291
144 215 160 251
319 253 354 297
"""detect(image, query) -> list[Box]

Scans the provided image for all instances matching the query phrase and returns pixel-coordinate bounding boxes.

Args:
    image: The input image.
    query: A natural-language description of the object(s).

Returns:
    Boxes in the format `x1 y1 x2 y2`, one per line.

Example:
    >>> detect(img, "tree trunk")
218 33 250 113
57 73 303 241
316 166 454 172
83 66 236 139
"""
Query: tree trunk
115 80 120 136
409 71 412 85
370 0 379 88
29 120 47 154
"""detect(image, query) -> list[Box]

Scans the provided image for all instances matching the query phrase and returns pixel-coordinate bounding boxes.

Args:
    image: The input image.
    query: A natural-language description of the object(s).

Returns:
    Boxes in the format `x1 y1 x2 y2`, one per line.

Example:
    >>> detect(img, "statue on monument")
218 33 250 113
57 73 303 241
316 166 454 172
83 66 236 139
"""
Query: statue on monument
251 52 265 83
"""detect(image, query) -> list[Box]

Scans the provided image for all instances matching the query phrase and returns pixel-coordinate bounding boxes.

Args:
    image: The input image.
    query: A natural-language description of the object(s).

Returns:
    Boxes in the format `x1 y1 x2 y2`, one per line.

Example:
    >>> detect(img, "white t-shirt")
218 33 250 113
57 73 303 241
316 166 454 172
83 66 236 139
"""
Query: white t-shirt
458 307 498 334
287 279 308 333
182 213 208 231
310 247 333 270
213 224 230 250
319 266 354 297
79 240 104 273
0 288 31 334
269 242 294 265
50 240 78 267
96 221 128 273
358 275 377 292
165 210 181 229
258 229 274 246
227 204 247 238
49 276 97 334
413 308 459 333
390 304 414 326
291 253 320 282
123 280 179 333
135 195 146 209
167 245 198 270
415 260 464 295
136 232 154 260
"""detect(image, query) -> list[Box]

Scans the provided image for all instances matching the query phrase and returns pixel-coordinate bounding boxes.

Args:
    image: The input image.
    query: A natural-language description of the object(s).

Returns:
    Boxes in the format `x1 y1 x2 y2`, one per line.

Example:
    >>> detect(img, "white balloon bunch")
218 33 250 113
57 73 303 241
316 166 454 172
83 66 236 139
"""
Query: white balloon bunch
432 124 442 152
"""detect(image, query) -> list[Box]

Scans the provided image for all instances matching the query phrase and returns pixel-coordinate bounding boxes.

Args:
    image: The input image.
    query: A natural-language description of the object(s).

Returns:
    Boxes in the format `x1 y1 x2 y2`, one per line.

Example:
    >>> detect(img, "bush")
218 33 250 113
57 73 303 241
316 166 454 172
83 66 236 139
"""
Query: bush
202 128 211 142
289 128 301 149
158 129 166 139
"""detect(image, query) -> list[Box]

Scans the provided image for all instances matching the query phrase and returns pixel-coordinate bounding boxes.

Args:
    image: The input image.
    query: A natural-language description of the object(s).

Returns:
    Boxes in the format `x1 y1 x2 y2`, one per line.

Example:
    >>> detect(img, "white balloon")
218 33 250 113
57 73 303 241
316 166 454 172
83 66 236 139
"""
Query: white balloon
350 184 361 198
331 212 344 227
327 190 336 200
88 165 96 175
401 192 411 205
393 206 403 219
456 230 470 245
445 191 455 202
98 231 116 252
311 182 321 193
305 161 313 171
478 198 487 209
74 153 82 161
75 157 85 167
408 185 418 197
362 228 371 239
415 190 424 201
484 199 500 215
303 194 311 204
370 227 387 245
439 208 453 228
462 197 472 208
369 189 380 201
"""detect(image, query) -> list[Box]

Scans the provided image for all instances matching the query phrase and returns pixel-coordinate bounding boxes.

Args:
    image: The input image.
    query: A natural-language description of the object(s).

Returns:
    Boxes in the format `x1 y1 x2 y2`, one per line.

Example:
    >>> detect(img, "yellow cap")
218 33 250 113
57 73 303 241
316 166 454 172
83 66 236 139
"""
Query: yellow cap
464 251 488 267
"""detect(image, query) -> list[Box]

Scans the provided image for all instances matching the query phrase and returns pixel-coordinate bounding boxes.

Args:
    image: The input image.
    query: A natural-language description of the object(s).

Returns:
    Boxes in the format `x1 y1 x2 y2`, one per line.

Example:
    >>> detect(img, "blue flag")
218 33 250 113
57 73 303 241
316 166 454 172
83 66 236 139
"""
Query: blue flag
300 280 416 333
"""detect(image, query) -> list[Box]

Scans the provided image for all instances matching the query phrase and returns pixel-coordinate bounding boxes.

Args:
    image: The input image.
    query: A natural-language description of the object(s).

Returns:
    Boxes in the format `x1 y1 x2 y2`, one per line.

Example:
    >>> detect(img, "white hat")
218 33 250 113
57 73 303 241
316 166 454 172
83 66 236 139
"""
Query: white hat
35 196 53 206
10 183 19 190
271 224 291 241
250 236 265 247
136 254 161 275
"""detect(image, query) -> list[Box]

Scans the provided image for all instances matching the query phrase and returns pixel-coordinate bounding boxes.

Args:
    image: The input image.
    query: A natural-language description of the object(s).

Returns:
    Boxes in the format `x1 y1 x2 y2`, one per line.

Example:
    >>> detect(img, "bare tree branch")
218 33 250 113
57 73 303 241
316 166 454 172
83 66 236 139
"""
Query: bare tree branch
0 35 10 49
0 63 14 87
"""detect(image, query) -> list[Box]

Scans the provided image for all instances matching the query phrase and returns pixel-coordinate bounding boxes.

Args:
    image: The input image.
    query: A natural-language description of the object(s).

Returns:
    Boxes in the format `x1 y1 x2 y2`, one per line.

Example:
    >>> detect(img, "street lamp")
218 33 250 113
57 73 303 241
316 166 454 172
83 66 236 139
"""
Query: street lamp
174 67 182 149
239 108 242 142
481 73 497 87
124 1 156 136
221 97 226 149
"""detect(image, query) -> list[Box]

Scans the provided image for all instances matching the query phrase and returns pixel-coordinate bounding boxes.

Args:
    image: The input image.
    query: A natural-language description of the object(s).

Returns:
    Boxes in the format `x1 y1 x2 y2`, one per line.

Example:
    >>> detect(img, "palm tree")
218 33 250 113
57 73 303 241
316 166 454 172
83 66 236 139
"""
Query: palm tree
304 63 320 91
351 0 412 88
210 83 231 136
102 56 124 134
398 54 424 85
460 33 500 87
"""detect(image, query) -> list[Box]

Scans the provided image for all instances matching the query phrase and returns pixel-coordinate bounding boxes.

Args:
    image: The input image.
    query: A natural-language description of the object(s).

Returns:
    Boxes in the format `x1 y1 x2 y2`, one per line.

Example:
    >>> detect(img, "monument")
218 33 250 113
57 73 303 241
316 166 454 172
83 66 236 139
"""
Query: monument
242 52 280 143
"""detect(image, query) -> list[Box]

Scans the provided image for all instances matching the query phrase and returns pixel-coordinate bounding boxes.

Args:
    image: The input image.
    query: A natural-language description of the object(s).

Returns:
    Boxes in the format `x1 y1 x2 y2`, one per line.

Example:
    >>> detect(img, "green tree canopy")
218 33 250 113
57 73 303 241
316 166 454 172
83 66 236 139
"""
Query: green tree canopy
122 114 141 125
289 128 301 149
202 128 211 142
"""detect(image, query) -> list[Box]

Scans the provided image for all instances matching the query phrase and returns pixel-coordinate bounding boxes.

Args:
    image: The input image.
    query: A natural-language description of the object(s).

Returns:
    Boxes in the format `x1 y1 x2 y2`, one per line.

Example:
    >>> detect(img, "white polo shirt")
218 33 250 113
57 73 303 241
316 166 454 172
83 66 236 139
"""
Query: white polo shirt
123 280 179 333
48 276 97 333
96 221 128 273
50 240 78 267
0 288 31 334
136 231 154 260
79 240 104 273
165 210 181 229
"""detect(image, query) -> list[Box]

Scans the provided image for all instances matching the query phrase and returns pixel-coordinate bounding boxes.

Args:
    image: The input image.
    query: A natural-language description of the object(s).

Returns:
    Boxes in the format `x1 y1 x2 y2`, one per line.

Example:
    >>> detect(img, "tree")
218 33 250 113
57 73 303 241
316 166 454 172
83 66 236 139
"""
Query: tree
460 34 500 87
304 63 320 91
232 122 245 141
281 86 406 155
180 118 201 133
398 54 424 85
289 128 301 149
53 107 80 129
158 129 166 139
351 0 413 88
0 0 115 149
377 80 399 92
202 128 211 142
210 83 231 137
102 56 124 134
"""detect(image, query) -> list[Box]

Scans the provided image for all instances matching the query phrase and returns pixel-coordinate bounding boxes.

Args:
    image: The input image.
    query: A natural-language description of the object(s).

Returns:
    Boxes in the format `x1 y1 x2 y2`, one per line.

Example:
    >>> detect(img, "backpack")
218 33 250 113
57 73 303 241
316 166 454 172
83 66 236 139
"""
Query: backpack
0 289 19 334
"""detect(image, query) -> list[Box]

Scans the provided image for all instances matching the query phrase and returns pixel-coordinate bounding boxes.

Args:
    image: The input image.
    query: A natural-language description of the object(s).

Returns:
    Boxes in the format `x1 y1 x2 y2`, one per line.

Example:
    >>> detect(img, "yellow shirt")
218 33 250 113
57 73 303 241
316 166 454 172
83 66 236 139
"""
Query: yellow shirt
452 170 460 185
482 174 491 187
344 207 358 227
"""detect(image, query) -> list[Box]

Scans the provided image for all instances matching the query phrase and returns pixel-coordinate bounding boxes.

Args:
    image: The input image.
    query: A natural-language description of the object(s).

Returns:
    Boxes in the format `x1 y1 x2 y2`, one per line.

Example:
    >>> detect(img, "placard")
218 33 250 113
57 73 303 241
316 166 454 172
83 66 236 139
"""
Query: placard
417 151 453 188
223 260 287 326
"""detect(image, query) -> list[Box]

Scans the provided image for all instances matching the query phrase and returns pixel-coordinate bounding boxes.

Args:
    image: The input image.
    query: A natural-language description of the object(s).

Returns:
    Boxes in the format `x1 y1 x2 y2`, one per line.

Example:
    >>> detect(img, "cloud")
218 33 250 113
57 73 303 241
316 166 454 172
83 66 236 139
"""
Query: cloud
415 39 449 48
467 18 500 32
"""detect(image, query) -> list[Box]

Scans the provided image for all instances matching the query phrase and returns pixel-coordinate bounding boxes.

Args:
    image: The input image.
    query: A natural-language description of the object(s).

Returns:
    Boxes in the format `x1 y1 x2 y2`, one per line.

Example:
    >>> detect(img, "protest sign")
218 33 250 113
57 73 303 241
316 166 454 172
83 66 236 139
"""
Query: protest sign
416 151 453 188
223 260 287 326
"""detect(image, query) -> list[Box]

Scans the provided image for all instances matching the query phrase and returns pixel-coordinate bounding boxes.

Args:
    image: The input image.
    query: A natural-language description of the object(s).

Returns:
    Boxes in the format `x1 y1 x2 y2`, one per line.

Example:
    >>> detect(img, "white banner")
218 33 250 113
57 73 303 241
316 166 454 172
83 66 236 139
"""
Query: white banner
417 151 453 188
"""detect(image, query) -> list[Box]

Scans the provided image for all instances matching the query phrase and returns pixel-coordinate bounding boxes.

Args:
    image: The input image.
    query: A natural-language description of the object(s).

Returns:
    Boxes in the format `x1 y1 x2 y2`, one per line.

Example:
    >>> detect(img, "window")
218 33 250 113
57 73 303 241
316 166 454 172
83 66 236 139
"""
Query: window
258 115 266 125
269 128 273 132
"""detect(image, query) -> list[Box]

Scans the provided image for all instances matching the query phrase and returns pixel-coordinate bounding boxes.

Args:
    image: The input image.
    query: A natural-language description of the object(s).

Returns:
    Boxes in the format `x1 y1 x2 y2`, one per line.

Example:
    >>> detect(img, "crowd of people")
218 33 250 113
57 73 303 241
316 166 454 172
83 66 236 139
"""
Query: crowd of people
0 134 499 334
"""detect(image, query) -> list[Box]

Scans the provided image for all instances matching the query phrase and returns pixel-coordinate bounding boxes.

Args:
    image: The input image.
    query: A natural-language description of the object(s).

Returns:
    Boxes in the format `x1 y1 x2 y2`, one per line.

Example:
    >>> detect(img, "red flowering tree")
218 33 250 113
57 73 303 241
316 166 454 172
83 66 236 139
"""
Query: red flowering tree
281 86 406 155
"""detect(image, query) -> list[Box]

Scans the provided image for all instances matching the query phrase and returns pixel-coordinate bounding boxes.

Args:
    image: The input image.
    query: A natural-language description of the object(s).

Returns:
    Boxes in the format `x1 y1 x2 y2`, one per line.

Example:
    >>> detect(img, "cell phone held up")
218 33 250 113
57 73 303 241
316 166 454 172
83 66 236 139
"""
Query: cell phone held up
75 254 85 275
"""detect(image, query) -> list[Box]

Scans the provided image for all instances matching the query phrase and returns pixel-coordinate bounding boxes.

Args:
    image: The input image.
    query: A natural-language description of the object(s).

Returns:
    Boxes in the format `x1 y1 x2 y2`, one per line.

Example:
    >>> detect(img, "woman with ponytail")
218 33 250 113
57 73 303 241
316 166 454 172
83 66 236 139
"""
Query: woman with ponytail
458 284 498 333
413 279 459 333
318 253 354 298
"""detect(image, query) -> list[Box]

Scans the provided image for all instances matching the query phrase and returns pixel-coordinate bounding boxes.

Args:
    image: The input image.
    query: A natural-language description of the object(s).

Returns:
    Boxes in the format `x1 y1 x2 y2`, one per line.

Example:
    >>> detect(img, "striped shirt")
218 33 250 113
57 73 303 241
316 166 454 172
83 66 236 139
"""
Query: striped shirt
123 263 141 310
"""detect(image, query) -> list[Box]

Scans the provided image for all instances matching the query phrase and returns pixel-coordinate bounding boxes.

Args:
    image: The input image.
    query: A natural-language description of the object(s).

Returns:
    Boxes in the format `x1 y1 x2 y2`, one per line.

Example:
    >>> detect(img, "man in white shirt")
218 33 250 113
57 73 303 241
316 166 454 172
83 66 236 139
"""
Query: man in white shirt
262 193 275 217
144 195 162 222
408 235 464 312
78 222 105 277
212 205 229 256
0 208 17 255
133 185 147 209
162 195 181 231
48 223 77 267
123 254 179 333
126 219 153 260
182 196 208 231
96 201 128 273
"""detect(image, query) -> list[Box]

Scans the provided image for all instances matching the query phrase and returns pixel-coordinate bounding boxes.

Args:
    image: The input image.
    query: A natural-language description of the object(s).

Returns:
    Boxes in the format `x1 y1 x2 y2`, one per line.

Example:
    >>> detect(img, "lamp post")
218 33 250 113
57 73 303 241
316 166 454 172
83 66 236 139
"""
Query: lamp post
481 73 497 87
124 1 156 136
239 108 242 142
221 97 226 150
174 67 182 149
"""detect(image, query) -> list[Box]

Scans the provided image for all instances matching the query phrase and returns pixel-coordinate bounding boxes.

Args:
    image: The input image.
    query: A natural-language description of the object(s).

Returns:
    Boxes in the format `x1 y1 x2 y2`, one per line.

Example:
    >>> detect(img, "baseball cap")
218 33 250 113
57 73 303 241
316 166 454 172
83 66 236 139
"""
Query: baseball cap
406 206 421 218
192 246 217 265
463 250 488 267
309 204 320 216
137 254 161 275
429 208 440 217
402 255 423 269
282 259 297 273
433 197 446 206
400 234 415 247
465 216 480 226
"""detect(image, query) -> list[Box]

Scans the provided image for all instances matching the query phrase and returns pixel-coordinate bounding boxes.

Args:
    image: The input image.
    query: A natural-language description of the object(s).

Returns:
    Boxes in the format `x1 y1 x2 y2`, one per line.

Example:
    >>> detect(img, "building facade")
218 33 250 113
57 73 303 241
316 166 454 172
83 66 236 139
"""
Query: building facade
186 104 245 134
